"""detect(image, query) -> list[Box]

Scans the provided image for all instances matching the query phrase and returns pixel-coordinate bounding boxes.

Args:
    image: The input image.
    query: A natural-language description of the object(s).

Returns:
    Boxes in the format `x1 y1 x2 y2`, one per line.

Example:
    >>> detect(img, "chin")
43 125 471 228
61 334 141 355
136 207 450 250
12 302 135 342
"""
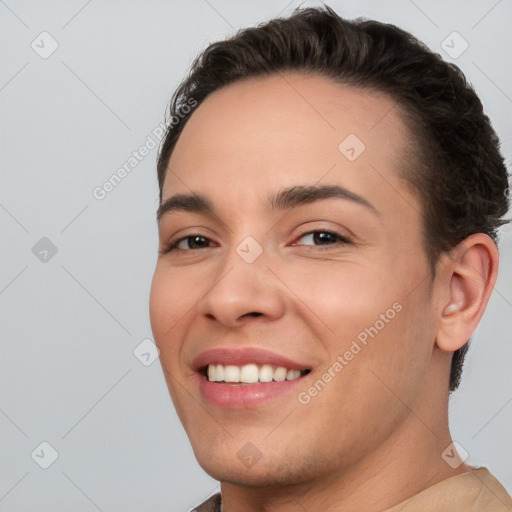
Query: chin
194 445 319 488
201 463 298 488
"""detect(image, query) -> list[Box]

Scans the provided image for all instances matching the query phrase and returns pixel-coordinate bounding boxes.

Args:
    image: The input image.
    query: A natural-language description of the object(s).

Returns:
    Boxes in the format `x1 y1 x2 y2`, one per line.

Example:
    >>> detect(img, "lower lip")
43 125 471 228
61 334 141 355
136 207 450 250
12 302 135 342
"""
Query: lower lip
198 374 308 409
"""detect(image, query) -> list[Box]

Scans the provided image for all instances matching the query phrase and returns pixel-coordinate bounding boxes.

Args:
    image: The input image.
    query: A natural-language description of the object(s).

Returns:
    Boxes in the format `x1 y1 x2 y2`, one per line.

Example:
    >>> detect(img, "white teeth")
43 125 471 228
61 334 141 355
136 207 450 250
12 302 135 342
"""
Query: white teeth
215 364 224 382
206 363 307 383
224 365 240 382
240 364 259 383
208 364 225 382
273 367 287 382
286 369 301 380
259 364 273 382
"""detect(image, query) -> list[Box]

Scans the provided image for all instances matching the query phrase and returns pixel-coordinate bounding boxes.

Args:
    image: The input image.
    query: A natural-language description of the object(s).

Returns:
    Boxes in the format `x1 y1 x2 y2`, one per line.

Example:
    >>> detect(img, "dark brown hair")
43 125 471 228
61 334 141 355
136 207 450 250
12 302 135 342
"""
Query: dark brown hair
156 5 510 391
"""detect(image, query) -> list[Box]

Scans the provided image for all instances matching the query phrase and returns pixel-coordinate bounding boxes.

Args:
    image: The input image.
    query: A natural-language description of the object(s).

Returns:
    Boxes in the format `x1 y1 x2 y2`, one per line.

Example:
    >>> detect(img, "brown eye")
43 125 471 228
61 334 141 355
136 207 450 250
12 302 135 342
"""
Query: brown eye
296 231 350 246
180 235 211 249
164 235 214 253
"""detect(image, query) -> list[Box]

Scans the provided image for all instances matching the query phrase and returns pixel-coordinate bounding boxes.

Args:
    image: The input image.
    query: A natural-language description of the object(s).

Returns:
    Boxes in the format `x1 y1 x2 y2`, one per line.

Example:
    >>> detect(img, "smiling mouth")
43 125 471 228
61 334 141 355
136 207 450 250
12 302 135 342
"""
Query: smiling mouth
202 363 312 385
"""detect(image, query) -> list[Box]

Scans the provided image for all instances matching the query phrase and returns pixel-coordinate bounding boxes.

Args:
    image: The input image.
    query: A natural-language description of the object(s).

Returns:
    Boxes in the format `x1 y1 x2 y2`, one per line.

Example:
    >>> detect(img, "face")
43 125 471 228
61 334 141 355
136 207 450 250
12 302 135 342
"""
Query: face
149 73 441 486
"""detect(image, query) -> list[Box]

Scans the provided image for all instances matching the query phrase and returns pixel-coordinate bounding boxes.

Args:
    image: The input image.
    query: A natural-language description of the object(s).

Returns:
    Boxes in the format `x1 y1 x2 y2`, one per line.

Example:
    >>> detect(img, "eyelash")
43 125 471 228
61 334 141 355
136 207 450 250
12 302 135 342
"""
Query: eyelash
162 235 214 254
161 230 351 254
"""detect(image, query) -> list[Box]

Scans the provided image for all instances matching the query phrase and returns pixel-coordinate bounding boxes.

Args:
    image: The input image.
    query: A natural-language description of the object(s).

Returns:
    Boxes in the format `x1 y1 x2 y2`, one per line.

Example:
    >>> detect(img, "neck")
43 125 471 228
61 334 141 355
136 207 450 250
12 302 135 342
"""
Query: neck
221 420 469 512
220 363 469 512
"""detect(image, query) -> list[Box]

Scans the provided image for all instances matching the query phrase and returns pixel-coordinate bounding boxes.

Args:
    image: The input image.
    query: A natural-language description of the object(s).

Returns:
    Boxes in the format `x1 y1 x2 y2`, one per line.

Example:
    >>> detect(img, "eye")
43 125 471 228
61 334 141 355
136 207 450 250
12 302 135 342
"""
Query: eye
162 234 215 253
294 230 350 247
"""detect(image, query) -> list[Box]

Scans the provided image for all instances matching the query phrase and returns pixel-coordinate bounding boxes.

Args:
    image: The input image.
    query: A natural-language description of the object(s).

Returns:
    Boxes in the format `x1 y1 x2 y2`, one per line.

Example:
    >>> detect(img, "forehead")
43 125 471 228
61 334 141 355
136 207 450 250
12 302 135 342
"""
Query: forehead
163 72 417 215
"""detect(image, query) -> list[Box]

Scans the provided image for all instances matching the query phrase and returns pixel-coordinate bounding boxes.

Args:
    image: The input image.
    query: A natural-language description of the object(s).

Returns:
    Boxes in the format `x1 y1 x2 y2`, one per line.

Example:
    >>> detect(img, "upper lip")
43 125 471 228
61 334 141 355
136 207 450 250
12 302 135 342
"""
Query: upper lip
192 347 311 373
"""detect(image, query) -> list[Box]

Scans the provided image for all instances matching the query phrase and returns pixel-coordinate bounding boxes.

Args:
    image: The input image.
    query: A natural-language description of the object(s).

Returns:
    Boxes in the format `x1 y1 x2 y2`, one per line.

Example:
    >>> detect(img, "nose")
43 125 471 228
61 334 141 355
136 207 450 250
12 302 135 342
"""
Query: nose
197 245 286 328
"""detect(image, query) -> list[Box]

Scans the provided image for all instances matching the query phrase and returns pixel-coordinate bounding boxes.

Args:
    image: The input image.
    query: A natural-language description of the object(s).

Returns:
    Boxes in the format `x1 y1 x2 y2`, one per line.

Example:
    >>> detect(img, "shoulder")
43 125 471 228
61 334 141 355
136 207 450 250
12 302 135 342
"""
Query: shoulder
189 492 222 512
385 468 512 511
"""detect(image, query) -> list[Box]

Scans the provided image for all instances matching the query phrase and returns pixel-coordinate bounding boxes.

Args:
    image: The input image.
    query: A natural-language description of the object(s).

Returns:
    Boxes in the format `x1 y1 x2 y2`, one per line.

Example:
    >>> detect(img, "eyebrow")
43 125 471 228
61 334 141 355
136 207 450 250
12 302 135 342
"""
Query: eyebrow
267 185 379 215
157 193 213 223
156 184 379 223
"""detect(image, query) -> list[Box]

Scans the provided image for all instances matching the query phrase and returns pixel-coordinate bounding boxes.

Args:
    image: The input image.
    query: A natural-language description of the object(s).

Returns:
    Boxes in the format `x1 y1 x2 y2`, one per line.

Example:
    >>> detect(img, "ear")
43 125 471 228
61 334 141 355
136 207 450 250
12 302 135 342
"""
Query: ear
436 233 499 352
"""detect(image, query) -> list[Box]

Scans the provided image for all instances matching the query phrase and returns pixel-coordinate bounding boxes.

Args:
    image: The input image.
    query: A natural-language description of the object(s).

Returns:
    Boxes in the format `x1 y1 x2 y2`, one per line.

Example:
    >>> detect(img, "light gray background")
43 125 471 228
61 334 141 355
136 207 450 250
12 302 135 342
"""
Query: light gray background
1 1 511 511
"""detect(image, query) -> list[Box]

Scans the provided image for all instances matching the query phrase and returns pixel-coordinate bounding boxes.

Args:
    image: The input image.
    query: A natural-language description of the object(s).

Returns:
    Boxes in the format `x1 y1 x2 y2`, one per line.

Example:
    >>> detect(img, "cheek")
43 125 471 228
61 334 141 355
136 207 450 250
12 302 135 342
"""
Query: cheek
149 268 169 340
149 266 197 416
149 265 193 347
285 259 395 341
285 256 432 386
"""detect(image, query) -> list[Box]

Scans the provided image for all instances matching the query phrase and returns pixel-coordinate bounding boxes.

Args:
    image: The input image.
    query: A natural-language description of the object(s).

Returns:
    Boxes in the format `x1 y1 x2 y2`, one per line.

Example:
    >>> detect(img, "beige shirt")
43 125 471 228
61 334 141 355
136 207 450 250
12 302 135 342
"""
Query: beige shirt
192 468 512 511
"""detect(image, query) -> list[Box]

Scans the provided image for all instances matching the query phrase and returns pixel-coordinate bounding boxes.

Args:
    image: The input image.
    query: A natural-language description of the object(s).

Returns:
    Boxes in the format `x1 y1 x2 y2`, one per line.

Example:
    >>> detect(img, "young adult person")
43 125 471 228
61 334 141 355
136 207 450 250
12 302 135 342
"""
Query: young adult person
149 6 511 511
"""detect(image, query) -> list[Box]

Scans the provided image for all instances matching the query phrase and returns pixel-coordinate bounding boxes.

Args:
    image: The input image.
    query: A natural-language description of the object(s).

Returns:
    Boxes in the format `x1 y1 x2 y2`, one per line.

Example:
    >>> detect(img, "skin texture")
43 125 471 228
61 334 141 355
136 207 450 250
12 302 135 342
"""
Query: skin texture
149 72 498 512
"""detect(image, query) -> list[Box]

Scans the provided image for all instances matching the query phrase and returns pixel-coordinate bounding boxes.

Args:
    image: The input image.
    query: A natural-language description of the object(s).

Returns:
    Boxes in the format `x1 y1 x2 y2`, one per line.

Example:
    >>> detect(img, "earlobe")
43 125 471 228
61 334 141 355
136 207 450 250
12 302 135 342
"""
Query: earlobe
436 233 499 353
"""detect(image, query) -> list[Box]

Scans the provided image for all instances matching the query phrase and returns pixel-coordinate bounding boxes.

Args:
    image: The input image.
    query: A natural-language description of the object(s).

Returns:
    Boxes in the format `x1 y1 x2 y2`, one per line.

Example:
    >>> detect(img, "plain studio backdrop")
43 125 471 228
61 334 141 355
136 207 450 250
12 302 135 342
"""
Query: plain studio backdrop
1 1 511 511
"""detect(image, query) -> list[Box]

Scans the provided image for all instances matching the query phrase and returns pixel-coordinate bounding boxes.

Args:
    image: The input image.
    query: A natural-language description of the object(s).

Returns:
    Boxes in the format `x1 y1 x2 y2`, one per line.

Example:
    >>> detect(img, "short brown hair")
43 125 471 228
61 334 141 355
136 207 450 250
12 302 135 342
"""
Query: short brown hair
156 5 510 391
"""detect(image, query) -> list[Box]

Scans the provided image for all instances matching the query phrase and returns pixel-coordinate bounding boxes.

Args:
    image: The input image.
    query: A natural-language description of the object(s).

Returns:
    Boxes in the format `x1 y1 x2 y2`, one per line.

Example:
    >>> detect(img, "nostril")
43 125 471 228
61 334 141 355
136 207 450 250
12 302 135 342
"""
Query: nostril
245 312 263 318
